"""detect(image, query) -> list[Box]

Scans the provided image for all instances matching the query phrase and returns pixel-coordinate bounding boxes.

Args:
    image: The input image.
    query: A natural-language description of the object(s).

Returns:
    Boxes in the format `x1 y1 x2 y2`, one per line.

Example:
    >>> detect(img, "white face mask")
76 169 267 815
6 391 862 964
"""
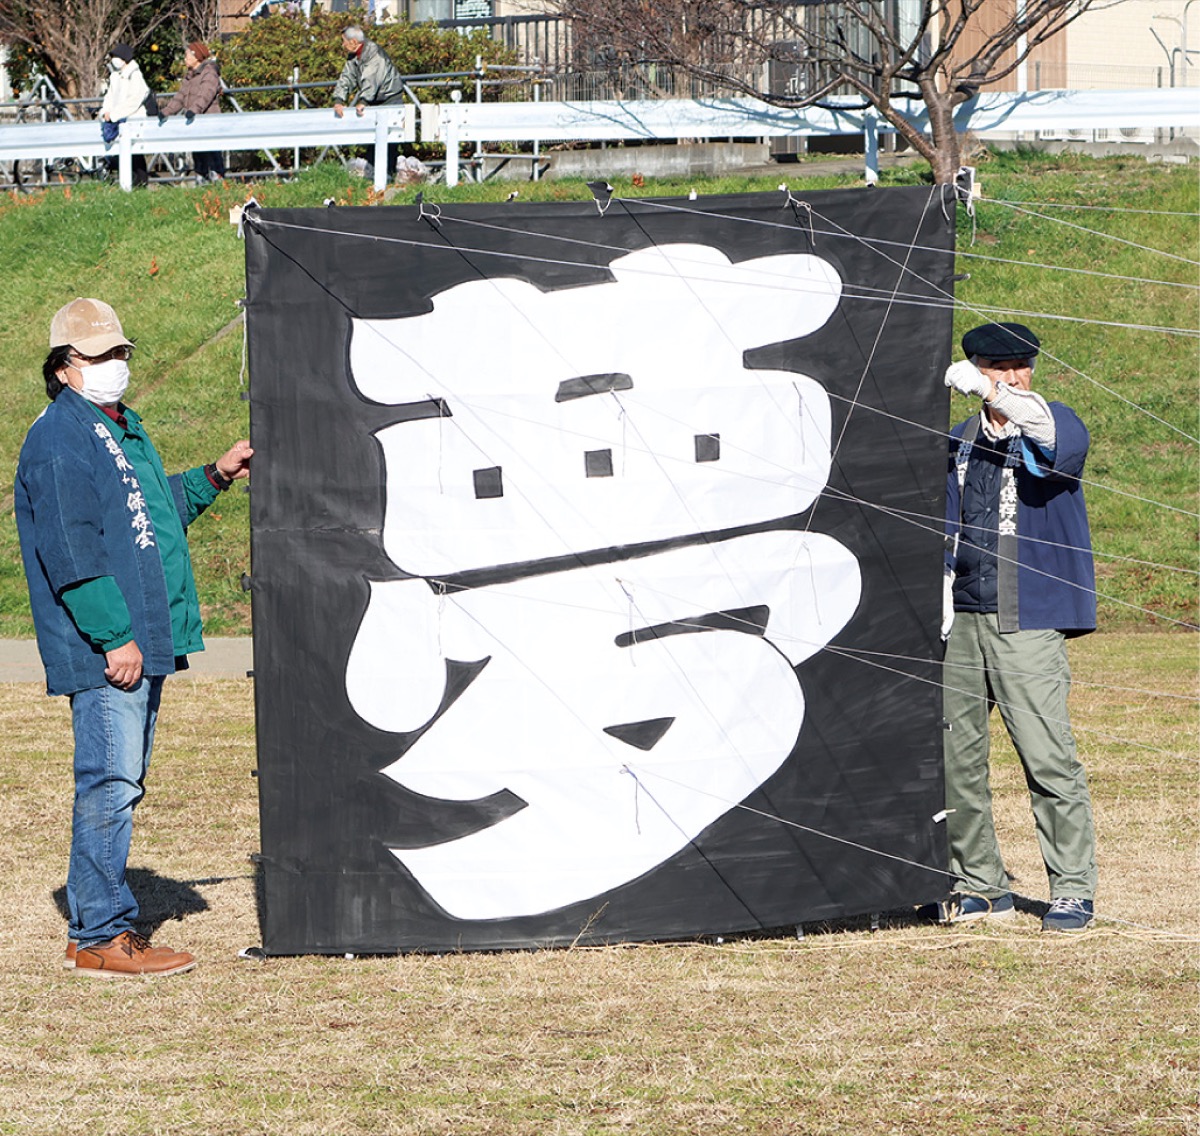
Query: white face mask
77 358 130 406
109 58 125 73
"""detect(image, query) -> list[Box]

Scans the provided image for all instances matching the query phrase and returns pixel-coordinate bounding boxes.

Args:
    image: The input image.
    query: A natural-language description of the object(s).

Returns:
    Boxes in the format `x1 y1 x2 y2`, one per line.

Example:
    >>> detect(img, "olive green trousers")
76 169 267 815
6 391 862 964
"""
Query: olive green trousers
943 612 1097 900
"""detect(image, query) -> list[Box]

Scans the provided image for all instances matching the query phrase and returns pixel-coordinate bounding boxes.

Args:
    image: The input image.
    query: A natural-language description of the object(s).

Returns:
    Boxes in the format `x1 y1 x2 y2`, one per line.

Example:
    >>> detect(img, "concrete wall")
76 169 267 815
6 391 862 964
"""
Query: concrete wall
1070 0 1196 87
481 141 772 181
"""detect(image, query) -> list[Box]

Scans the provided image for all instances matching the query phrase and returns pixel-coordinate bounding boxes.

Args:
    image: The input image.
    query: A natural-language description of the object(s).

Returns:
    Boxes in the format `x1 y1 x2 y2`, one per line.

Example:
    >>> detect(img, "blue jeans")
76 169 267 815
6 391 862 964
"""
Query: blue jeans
67 676 164 945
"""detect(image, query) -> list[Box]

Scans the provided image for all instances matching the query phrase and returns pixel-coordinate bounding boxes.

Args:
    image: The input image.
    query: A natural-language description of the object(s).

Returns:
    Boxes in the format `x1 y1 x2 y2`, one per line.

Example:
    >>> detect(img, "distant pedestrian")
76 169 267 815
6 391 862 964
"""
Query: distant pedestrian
332 26 406 118
331 25 406 176
161 41 226 182
100 44 150 186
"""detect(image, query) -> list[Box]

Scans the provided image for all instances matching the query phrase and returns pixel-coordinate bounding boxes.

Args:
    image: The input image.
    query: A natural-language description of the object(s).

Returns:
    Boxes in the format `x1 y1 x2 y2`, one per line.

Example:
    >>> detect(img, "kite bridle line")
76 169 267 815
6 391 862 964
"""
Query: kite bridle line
242 207 1199 897
400 382 1198 593
245 211 1199 628
415 215 798 632
626 195 1200 445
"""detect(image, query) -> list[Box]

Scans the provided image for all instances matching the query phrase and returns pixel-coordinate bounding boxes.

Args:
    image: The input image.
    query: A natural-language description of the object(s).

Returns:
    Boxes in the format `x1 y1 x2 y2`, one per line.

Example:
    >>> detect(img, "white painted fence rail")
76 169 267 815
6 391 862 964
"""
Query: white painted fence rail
0 106 416 192
0 90 1194 191
426 89 1200 185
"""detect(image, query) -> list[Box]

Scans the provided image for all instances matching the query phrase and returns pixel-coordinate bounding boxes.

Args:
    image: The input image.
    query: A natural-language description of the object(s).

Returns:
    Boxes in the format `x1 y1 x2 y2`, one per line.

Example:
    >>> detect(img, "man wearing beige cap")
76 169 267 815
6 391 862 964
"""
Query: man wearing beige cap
14 298 252 977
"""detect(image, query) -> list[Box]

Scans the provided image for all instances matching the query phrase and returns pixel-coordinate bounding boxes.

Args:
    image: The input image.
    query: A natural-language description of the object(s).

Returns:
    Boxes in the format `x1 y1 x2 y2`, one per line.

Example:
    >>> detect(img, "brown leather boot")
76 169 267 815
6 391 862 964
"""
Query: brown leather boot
73 931 196 978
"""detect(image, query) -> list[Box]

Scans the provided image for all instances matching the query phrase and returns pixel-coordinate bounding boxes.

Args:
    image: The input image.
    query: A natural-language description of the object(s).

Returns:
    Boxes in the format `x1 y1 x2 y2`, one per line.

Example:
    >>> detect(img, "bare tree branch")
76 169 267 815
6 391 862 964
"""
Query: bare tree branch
554 0 1104 182
0 0 198 99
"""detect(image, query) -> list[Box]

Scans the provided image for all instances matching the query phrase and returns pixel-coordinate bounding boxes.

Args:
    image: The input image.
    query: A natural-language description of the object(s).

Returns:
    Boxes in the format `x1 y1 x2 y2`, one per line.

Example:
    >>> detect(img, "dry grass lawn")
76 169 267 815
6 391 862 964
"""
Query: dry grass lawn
0 632 1194 1135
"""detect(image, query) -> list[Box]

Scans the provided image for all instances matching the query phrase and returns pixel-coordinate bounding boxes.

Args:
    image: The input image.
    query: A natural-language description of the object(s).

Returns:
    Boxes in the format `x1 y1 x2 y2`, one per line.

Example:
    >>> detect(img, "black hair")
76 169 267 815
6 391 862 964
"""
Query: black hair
43 346 72 400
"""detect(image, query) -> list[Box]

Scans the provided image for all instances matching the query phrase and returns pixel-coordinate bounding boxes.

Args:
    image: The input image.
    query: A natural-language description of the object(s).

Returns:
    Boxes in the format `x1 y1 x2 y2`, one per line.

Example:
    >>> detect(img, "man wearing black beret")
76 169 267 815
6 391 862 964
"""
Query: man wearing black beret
940 322 1097 932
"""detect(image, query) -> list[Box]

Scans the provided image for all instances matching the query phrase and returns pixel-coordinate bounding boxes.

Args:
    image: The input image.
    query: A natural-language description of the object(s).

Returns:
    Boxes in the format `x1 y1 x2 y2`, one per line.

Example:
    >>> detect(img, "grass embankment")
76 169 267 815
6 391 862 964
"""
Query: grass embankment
0 154 1195 634
0 631 1194 1134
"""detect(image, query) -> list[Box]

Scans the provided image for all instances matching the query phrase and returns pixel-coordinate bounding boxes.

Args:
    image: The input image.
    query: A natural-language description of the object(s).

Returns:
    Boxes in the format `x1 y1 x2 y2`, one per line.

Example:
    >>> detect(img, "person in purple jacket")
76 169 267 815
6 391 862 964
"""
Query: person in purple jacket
939 322 1097 933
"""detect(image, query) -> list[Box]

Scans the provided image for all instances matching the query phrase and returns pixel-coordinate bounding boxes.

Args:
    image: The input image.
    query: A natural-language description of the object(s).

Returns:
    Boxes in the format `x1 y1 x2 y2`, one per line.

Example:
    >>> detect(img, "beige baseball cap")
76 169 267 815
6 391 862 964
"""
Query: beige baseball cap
49 298 133 355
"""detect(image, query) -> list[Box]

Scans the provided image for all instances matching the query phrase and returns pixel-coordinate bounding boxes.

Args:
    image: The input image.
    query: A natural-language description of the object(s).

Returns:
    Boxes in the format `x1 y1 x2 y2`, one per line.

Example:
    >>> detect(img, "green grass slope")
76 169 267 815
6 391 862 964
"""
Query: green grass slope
0 154 1195 637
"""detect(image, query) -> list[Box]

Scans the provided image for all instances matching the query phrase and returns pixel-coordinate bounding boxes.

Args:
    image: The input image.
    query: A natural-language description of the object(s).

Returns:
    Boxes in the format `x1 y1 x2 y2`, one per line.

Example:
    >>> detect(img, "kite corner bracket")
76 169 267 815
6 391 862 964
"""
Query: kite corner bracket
414 191 443 227
779 185 815 244
235 197 261 240
586 180 614 215
237 945 266 962
952 167 977 217
240 573 253 593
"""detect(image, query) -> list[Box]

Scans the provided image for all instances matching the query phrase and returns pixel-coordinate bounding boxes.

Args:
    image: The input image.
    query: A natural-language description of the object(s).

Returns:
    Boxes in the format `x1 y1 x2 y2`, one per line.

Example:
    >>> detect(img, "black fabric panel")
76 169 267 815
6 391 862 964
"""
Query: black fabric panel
244 188 955 954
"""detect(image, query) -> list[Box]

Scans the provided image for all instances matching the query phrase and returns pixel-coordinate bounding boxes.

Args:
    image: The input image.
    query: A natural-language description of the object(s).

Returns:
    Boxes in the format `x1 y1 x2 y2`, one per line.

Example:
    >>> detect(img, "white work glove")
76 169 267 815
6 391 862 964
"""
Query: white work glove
941 571 956 641
944 359 991 399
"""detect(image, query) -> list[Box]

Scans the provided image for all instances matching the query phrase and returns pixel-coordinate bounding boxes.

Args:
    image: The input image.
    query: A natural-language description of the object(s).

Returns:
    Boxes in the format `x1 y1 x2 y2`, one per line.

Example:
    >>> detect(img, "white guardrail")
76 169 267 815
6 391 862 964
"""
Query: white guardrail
0 105 416 192
0 90 1195 191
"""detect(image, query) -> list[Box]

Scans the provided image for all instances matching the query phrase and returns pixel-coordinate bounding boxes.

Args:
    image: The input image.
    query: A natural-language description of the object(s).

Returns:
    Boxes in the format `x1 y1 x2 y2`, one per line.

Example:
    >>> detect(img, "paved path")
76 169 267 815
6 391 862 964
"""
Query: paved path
0 638 253 683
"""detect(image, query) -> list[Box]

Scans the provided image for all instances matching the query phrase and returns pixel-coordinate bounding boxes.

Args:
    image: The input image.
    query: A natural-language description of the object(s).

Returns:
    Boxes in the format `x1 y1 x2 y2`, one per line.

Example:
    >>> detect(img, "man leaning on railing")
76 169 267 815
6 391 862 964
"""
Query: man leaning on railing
331 24 405 179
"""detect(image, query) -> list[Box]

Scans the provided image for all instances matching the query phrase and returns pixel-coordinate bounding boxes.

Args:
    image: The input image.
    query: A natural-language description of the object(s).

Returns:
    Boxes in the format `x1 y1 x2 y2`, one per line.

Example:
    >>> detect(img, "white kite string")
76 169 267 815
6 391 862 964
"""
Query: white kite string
248 213 1195 878
428 575 1197 756
623 766 1196 940
619 196 1200 441
441 207 1198 292
248 213 1195 666
248 214 1200 518
618 195 1200 290
411 216 800 620
619 763 947 883
607 577 1197 758
992 199 1200 266
821 642 1200 704
436 389 1197 585
800 200 1200 444
248 216 1198 338
816 388 1200 520
807 480 1200 630
455 577 1200 709
247 214 1199 632
984 198 1199 217
412 318 1196 598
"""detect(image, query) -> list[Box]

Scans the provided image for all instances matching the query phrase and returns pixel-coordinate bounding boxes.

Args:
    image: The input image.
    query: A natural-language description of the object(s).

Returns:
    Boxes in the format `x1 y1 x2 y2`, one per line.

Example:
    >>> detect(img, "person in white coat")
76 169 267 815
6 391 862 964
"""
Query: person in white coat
100 44 150 186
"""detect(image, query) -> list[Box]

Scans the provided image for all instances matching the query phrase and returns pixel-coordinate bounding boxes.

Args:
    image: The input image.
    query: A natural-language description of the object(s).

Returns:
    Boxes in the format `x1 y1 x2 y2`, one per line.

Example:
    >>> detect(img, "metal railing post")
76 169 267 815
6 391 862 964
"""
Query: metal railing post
446 112 460 187
533 74 541 180
374 111 388 193
293 67 301 173
118 127 133 191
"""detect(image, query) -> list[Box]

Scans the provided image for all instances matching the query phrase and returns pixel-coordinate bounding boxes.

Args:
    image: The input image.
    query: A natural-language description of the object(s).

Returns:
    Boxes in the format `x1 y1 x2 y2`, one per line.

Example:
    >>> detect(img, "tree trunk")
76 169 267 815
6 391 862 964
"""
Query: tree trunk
919 79 962 184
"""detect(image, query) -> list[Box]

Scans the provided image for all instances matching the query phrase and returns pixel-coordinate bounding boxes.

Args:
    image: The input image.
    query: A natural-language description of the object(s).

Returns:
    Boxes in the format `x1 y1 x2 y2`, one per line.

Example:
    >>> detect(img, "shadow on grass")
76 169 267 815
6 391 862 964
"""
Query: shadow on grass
52 867 211 938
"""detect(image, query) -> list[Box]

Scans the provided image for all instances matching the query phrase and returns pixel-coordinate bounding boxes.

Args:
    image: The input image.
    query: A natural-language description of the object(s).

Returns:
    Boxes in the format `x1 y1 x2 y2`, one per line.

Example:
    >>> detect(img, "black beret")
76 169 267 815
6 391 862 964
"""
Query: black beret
961 322 1040 362
111 43 135 63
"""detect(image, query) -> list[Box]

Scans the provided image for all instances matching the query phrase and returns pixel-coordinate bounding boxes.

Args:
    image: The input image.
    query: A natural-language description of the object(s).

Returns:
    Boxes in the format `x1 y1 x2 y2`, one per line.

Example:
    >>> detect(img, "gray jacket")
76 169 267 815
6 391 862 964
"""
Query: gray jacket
332 40 405 107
